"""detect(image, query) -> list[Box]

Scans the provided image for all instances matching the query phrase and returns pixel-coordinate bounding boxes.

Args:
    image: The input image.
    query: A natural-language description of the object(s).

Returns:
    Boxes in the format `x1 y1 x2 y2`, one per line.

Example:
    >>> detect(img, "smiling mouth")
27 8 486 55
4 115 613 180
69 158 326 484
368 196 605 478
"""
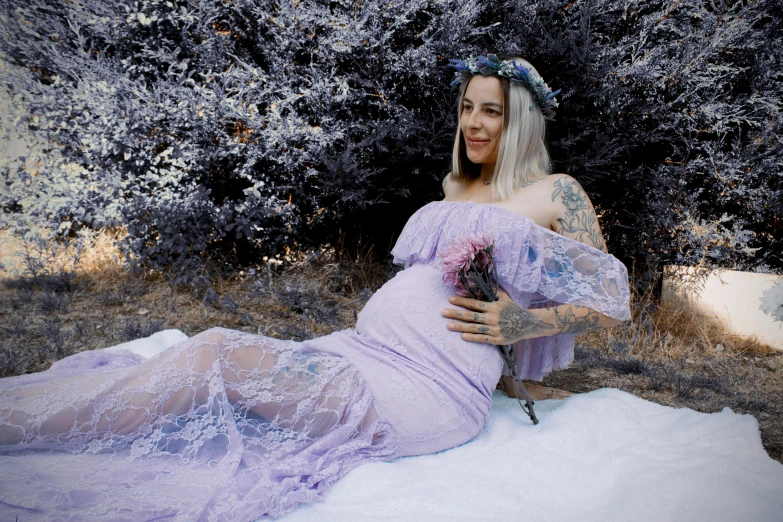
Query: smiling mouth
466 137 489 145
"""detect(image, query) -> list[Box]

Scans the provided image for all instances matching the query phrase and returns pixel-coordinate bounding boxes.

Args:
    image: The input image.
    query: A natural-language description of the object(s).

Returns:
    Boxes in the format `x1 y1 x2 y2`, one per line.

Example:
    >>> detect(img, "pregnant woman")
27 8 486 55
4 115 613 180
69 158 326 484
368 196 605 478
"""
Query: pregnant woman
0 54 630 520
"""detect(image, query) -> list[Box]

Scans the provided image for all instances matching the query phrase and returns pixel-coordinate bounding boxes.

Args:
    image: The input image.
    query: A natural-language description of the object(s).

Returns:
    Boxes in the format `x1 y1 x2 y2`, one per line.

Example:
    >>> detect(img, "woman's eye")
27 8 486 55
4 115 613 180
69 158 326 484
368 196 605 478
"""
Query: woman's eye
487 109 500 116
462 105 472 112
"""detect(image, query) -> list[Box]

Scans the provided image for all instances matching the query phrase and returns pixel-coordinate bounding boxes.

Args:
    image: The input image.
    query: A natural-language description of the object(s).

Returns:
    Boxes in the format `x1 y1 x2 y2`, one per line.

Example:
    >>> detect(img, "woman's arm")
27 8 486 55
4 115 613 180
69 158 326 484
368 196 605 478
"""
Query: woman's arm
443 175 624 344
547 174 608 253
442 291 622 345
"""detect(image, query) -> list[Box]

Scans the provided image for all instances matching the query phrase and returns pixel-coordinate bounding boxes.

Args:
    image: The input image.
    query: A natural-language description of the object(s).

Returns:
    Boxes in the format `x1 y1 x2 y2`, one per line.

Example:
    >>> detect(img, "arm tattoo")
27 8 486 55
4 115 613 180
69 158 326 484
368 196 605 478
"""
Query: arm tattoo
554 306 602 335
551 178 608 253
499 306 555 340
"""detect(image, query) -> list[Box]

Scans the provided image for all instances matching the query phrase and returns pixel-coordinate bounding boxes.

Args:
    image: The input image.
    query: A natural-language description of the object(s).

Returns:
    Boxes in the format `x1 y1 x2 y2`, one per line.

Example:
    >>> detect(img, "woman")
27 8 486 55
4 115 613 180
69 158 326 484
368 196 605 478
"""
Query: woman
0 55 630 521
440 55 624 399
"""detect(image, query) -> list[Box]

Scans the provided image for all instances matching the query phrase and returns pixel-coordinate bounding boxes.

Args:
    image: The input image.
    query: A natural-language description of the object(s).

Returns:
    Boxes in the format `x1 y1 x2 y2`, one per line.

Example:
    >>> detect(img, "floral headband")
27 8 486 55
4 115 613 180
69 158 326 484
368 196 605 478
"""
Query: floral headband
449 54 561 121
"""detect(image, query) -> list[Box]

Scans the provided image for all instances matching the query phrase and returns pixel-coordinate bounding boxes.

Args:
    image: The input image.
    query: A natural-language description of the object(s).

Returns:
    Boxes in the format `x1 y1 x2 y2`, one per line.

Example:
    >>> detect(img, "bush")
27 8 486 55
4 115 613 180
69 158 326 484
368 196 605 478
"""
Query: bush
1 0 780 286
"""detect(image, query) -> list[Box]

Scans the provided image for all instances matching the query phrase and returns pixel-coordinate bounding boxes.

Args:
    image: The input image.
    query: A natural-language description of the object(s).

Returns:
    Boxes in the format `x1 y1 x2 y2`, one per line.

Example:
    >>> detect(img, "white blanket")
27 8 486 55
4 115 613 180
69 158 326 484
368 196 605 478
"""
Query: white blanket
283 389 783 521
113 331 783 522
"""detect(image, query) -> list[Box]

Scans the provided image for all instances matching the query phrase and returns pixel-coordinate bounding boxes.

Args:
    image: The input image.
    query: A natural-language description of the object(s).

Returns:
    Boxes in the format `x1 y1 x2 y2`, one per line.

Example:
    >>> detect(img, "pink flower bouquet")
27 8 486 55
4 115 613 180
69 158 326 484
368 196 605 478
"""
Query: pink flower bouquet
440 232 499 301
440 233 539 425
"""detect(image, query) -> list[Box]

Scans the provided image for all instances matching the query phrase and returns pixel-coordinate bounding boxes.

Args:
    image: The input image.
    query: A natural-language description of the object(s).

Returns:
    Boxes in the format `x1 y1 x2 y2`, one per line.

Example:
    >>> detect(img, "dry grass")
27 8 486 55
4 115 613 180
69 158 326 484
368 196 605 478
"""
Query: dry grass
0 229 392 374
650 292 773 356
1 229 781 463
580 288 776 362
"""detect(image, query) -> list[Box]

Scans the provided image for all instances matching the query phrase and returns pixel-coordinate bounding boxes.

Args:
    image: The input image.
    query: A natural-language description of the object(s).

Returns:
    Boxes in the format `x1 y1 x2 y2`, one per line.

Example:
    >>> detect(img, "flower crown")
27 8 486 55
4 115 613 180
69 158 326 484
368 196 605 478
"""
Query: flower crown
449 54 561 121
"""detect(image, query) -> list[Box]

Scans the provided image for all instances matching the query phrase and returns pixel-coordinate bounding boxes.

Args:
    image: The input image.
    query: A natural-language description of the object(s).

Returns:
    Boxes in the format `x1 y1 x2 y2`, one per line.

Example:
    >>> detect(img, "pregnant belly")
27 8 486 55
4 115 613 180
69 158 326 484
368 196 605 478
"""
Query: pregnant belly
332 263 504 456
356 263 502 396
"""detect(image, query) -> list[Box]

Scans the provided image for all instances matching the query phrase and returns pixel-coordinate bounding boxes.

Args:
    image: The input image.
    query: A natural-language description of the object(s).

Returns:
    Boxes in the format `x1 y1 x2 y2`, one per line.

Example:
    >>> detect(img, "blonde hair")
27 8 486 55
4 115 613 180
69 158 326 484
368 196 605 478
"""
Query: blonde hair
450 56 552 201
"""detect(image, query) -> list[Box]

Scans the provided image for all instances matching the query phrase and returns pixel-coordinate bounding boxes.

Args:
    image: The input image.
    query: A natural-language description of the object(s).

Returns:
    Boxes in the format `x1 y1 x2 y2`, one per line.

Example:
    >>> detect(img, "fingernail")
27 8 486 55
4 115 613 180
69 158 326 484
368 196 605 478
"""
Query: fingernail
449 297 456 303
441 309 448 316
447 323 455 329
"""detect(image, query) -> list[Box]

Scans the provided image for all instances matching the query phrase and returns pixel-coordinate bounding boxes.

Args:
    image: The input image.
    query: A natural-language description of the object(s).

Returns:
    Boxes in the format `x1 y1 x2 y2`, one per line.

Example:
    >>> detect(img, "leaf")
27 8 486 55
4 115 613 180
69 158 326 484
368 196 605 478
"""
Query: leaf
556 218 577 233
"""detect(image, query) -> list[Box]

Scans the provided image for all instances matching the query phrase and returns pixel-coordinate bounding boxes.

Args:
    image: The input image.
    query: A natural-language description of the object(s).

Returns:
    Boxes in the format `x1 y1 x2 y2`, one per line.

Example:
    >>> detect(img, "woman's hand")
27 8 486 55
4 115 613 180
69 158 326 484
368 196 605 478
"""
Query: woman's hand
441 289 556 345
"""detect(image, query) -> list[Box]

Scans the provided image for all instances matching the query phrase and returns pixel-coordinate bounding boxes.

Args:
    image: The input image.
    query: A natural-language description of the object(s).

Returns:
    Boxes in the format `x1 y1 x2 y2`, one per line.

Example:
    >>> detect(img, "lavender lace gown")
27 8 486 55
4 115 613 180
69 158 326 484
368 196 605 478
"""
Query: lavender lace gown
0 201 630 521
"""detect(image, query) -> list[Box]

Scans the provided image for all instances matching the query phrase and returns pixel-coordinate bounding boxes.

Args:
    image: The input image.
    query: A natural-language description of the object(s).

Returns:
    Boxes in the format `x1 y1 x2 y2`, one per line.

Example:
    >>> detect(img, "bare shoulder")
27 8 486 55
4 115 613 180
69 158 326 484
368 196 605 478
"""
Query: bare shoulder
546 173 593 210
546 173 581 192
546 173 608 253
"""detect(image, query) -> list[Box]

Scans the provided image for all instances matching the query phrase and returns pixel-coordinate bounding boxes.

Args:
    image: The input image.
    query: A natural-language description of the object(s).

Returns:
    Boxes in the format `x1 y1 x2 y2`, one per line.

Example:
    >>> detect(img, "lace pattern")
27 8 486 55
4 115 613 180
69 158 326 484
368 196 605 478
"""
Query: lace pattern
0 328 395 520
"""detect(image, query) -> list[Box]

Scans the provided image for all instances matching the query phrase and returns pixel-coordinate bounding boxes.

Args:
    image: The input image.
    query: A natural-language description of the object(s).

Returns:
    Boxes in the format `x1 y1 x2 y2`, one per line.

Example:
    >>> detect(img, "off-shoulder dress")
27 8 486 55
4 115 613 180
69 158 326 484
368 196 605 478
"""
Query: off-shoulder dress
0 200 630 521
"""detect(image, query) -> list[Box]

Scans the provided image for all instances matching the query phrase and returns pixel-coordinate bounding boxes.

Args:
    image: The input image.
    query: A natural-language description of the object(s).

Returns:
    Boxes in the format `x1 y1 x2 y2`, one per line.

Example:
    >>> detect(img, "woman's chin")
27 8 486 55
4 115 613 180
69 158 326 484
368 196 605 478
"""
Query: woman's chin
467 153 490 165
464 148 480 160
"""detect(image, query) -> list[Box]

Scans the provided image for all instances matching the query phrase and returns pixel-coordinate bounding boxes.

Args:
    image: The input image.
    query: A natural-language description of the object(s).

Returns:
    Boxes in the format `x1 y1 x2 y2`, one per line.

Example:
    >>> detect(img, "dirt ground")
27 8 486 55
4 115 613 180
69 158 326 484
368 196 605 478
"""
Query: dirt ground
1 231 781 463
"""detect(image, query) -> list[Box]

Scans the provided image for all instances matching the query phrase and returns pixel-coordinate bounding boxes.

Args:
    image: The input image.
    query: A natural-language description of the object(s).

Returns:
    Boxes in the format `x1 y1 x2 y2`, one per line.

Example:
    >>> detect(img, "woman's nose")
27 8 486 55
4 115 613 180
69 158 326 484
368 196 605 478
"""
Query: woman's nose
465 111 481 129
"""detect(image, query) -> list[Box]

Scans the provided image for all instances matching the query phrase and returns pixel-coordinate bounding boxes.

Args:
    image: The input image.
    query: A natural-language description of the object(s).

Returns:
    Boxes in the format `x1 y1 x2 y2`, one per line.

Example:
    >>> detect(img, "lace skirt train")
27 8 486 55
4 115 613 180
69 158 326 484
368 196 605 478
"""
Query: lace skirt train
0 328 396 521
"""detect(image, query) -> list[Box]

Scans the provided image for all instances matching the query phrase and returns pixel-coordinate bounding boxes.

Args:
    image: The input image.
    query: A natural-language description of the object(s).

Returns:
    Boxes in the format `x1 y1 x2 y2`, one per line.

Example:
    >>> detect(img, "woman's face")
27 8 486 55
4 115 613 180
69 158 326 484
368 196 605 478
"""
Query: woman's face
460 75 504 167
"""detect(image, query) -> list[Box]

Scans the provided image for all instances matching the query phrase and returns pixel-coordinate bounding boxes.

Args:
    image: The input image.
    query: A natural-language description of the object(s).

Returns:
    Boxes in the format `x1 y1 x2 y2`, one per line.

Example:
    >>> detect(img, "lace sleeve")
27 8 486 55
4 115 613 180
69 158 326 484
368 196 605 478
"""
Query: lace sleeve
496 226 631 381
497 223 631 321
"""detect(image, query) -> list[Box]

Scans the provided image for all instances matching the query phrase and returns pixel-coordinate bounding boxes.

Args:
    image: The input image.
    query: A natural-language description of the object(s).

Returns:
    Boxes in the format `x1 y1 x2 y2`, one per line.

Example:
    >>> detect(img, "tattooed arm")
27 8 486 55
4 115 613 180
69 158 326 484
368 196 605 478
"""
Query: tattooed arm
549 174 608 253
442 290 622 345
441 175 625 344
